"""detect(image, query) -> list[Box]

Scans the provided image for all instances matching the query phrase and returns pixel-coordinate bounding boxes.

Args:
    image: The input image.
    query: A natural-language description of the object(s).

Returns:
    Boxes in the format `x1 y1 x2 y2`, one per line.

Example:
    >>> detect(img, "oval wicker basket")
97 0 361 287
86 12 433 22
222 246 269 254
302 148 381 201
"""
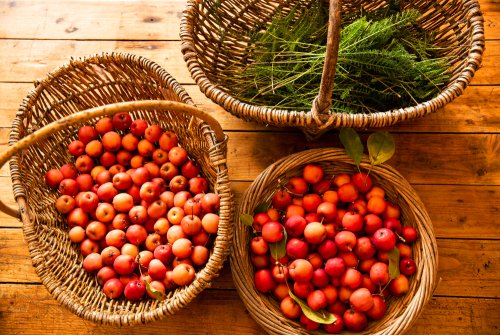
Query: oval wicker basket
1 52 233 325
180 0 485 139
231 148 438 334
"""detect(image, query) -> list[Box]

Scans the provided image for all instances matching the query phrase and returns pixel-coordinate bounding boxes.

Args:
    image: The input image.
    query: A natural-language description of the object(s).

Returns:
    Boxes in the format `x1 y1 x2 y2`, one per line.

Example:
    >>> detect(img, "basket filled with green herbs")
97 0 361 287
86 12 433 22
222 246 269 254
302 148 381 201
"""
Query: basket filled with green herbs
180 0 484 139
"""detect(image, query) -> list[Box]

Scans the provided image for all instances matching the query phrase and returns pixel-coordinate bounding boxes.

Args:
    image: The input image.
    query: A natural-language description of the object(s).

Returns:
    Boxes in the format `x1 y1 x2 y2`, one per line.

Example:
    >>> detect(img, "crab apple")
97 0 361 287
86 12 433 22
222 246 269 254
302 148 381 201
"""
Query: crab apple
128 205 148 225
148 259 167 280
302 164 324 184
341 268 363 290
317 239 337 260
128 118 147 136
383 218 403 235
166 207 184 225
115 150 132 166
183 198 202 218
351 172 373 193
312 179 331 195
367 196 387 215
289 259 314 283
337 287 352 302
67 207 89 227
331 173 350 188
80 238 99 257
100 131 121 152
372 228 397 252
159 162 178 182
360 274 377 293
307 290 328 312
101 246 121 265
358 258 377 273
130 155 145 169
154 244 174 265
400 258 417 276
119 273 140 287
111 213 130 231
94 203 115 223
112 172 133 191
126 224 147 245
105 229 126 248
250 236 269 255
192 230 210 247
305 212 321 224
389 274 410 296
338 251 358 268
144 233 162 252
271 190 292 210
95 182 117 203
68 140 85 156
179 161 200 180
350 288 374 312
90 166 106 181
145 280 166 299
158 130 178 151
377 250 390 263
79 191 99 213
302 193 322 213
127 184 141 204
59 163 78 180
328 300 348 316
149 149 168 166
402 226 418 244
103 278 124 299
303 221 326 244
58 179 79 196
334 231 357 252
280 296 301 319
113 254 137 275
261 222 284 243
201 213 219 234
321 285 338 305
131 167 150 186
323 314 344 334
188 177 208 194
82 253 103 273
162 270 177 291
78 125 98 144
159 191 174 208
144 124 162 142
323 190 339 204
343 309 368 332
251 254 269 269
271 264 289 283
142 162 160 179
325 257 346 278
364 214 383 235
109 164 126 176
397 243 412 259
324 223 337 240
120 133 138 152
291 281 313 299
124 279 146 301
316 202 337 223
299 314 320 331
97 266 118 286
366 186 385 201
169 175 188 193
85 221 107 241
99 152 117 167
311 268 330 288
172 263 196 286
96 170 113 185
181 214 202 236
172 238 193 259
94 117 113 135
366 295 387 320
383 202 401 220
349 198 368 216
286 177 308 195
138 181 159 203
253 268 276 293
75 155 95 174
354 237 376 260
146 199 167 220
286 238 309 260
285 204 305 219
168 147 188 167
74 174 92 192
191 245 210 266
369 262 390 285
167 225 187 244
55 195 76 214
342 211 364 232
85 139 103 158
338 182 359 203
68 226 86 243
111 112 132 131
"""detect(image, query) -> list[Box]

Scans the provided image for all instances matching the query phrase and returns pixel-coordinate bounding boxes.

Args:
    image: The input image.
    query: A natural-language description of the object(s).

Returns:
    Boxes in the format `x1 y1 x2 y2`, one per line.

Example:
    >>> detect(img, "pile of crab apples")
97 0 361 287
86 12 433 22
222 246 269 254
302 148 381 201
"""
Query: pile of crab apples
249 164 418 333
45 112 220 301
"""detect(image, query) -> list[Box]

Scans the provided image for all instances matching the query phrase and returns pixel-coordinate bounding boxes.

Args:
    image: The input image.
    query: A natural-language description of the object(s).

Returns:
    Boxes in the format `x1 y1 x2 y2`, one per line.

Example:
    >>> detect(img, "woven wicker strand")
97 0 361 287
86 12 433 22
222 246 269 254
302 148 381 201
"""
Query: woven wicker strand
231 148 438 335
181 0 485 139
4 53 234 325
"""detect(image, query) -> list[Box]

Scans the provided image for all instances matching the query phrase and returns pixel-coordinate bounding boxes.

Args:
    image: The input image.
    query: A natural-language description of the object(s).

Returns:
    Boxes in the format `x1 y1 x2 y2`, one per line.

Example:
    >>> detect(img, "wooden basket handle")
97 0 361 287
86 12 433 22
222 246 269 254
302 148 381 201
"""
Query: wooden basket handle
0 100 226 218
310 0 342 127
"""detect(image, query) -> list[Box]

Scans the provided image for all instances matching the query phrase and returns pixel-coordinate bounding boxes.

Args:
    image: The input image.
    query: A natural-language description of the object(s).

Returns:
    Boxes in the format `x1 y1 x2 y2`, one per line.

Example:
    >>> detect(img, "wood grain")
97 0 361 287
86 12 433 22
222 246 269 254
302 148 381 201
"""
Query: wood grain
1 228 498 298
0 39 497 85
0 284 499 335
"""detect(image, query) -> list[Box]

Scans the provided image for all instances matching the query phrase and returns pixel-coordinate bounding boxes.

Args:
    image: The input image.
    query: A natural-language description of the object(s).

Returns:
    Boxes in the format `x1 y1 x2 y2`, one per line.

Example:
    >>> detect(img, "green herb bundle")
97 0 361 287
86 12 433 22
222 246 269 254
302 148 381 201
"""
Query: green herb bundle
224 2 450 114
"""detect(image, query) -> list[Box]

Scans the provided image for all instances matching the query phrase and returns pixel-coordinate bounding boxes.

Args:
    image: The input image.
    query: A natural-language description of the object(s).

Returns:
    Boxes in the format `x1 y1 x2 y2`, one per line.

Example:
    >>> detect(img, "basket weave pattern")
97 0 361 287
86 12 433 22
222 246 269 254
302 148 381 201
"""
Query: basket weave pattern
231 149 438 334
5 52 233 325
181 0 484 139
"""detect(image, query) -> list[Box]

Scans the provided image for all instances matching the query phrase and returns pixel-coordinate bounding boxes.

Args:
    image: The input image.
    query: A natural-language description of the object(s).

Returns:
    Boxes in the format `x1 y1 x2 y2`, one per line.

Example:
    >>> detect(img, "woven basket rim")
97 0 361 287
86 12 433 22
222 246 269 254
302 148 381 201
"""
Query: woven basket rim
7 52 234 325
230 148 438 335
180 0 485 136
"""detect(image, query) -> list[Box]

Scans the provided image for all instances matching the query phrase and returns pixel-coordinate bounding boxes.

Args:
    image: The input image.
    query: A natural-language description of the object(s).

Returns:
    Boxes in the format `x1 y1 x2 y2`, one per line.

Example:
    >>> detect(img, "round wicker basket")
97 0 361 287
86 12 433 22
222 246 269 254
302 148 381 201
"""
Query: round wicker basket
231 148 438 334
1 52 233 325
180 0 485 139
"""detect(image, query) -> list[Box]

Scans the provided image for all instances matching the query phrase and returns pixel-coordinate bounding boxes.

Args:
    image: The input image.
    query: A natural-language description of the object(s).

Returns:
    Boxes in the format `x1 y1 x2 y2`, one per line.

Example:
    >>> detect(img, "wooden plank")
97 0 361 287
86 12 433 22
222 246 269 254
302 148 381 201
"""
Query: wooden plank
0 284 498 334
0 39 498 85
2 228 498 298
0 0 187 41
0 40 191 84
0 0 498 40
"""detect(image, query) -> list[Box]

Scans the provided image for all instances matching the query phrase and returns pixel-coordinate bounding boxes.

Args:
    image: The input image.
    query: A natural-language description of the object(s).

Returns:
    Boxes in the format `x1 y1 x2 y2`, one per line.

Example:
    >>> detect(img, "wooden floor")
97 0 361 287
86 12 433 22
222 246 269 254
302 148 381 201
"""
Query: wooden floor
0 1 499 334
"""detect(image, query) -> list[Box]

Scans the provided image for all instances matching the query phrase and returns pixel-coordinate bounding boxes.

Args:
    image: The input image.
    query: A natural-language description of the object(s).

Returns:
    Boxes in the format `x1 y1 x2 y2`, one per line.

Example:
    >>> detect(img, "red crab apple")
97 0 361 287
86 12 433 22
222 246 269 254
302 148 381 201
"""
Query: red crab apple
101 246 121 265
75 155 95 174
180 214 202 236
303 221 326 244
342 211 364 232
144 233 162 252
67 207 89 227
341 268 363 290
402 226 418 244
145 124 162 142
85 221 107 241
68 226 86 243
181 160 201 179
372 228 397 252
349 288 374 312
302 193 322 213
338 182 359 203
168 147 188 166
128 205 148 225
172 238 193 259
286 177 308 195
323 314 344 333
316 202 337 222
201 213 219 234
172 263 196 286
200 193 220 213
189 177 208 194
102 131 122 152
154 244 174 265
97 266 118 286
79 191 99 213
82 253 103 273
112 112 132 131
289 259 314 283
169 175 188 193
59 179 79 196
334 230 357 252
148 259 167 280
130 119 148 136
159 131 178 151
126 224 148 245
303 164 324 184
366 295 387 320
343 309 368 332
261 222 284 243
271 190 292 210
254 268 276 293
300 314 319 331
95 203 115 223
112 172 133 191
78 125 98 144
400 258 417 276
113 254 137 275
286 238 309 260
124 279 146 301
191 245 210 266
103 278 124 299
389 274 410 296
60 163 78 180
95 117 114 135
55 195 76 214
68 140 85 156
325 257 346 277
280 296 301 319
307 290 328 311
80 239 99 257
351 172 373 194
311 268 329 288
370 262 390 285
76 174 93 192
333 173 351 188
284 215 307 237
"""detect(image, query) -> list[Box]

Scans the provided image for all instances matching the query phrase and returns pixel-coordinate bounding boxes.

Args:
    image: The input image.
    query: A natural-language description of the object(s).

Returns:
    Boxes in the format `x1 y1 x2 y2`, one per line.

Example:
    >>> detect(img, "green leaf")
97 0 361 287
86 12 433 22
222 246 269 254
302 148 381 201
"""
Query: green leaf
367 131 395 165
388 247 401 279
240 213 254 227
289 290 337 324
254 203 269 214
339 128 363 166
268 229 287 260
144 280 166 301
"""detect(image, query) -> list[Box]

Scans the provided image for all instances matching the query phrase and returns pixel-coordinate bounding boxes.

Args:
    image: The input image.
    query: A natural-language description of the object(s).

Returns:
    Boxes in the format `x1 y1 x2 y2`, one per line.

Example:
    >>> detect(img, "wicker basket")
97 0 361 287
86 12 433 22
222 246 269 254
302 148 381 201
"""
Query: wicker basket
180 0 485 139
231 148 438 334
0 52 233 325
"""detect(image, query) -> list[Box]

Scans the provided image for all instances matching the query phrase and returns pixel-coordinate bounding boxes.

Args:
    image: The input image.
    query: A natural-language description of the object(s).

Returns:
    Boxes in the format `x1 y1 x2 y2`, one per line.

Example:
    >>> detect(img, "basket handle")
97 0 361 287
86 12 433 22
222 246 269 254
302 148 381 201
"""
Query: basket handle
310 0 342 127
0 100 226 218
